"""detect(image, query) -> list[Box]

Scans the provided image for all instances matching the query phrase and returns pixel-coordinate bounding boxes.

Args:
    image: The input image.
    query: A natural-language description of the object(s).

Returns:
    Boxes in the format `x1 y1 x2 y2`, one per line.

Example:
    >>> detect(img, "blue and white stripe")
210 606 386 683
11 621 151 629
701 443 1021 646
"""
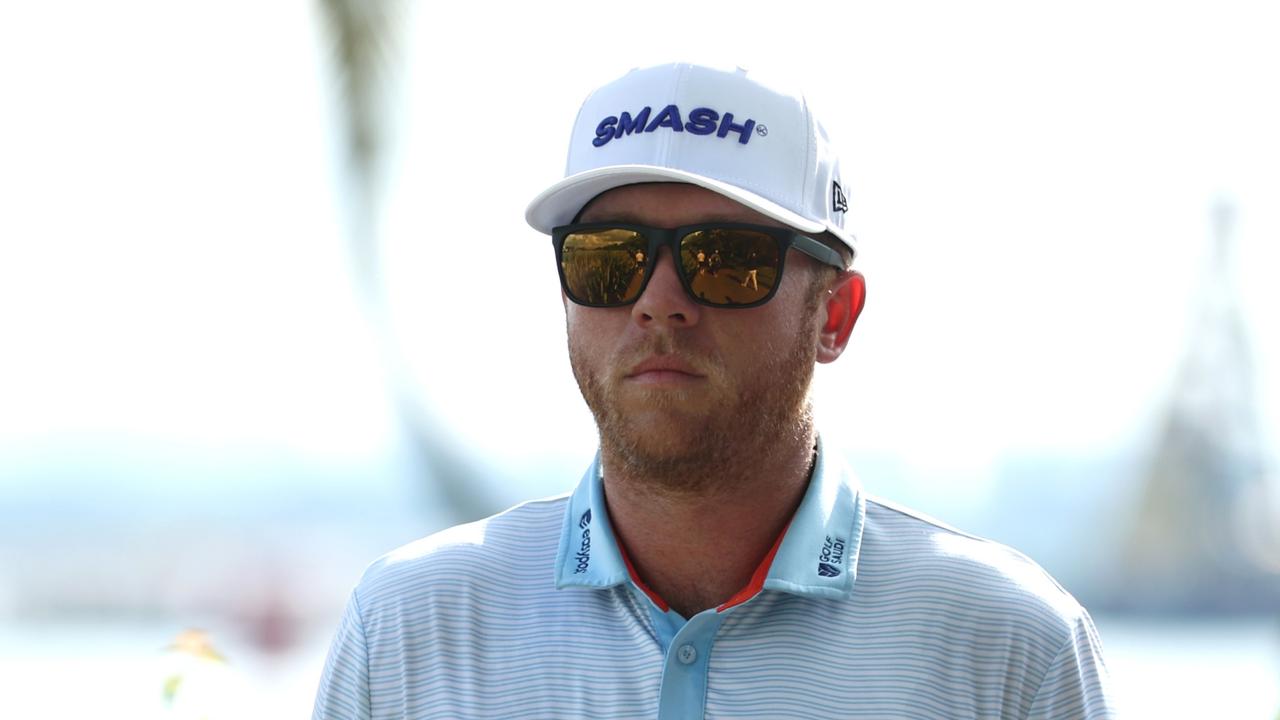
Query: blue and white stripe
314 442 1113 719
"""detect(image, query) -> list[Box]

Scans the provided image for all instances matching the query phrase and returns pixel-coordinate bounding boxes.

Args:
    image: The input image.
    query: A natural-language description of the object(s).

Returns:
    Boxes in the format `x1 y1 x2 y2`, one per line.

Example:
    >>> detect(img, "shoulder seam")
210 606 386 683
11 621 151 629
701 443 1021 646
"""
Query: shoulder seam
352 588 371 711
1026 622 1080 715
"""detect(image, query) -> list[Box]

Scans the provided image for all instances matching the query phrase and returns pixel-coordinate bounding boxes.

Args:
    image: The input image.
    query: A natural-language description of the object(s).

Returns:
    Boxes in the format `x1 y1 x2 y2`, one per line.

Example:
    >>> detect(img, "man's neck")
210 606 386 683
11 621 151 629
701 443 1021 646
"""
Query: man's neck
601 432 816 618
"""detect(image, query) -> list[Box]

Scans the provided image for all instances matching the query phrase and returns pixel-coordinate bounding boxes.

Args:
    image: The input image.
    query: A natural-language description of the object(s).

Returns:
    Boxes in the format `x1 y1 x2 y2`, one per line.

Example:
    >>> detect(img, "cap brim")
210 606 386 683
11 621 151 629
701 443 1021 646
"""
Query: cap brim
526 165 828 236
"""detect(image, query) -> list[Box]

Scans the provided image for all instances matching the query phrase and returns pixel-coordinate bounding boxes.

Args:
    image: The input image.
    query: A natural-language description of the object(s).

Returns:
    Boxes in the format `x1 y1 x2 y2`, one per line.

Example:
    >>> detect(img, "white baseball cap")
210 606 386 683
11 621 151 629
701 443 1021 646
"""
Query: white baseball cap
525 62 855 254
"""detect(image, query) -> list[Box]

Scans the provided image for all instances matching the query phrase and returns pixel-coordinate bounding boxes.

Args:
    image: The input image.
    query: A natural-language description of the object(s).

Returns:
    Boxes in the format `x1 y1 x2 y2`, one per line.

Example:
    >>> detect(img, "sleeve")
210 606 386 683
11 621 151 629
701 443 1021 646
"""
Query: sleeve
312 589 372 720
1026 610 1117 719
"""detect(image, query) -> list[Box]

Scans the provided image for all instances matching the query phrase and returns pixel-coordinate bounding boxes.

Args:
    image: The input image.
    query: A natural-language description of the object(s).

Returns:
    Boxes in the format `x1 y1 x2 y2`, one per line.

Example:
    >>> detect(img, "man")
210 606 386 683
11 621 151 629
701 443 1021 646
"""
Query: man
314 63 1113 719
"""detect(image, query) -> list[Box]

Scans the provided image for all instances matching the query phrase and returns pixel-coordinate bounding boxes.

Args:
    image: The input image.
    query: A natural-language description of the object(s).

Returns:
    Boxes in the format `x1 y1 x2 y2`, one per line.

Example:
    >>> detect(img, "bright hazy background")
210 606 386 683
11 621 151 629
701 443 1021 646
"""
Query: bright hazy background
2 1 1278 718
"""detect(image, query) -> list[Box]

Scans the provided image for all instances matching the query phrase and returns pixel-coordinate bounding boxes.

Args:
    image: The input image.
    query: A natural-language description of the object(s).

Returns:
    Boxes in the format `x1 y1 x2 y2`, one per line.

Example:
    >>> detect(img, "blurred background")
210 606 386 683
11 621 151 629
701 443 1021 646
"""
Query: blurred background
2 0 1278 717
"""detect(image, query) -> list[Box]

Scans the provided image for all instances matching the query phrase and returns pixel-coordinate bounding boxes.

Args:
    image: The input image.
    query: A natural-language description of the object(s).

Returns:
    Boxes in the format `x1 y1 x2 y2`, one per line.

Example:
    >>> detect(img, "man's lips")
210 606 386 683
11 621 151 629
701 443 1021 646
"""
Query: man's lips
624 356 706 383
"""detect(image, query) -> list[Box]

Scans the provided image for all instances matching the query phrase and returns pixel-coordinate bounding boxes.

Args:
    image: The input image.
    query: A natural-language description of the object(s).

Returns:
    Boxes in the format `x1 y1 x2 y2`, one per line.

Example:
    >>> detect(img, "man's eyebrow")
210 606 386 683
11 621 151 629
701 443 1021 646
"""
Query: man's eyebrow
577 211 648 224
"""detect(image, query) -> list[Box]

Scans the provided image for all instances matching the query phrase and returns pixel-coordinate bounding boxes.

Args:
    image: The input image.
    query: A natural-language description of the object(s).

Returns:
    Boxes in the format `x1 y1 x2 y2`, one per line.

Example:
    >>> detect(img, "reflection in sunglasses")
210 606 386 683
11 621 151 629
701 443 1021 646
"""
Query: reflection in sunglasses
558 224 805 308
681 229 778 305
562 230 649 305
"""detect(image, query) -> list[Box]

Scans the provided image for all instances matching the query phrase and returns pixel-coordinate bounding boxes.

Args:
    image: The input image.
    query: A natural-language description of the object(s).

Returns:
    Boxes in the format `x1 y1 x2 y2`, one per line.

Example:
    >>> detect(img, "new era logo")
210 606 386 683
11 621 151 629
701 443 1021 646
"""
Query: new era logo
831 181 848 214
818 563 842 578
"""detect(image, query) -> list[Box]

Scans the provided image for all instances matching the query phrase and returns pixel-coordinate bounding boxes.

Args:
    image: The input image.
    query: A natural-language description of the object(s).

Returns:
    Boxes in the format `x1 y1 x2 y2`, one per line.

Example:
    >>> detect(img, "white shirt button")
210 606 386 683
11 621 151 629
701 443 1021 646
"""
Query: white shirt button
676 643 697 665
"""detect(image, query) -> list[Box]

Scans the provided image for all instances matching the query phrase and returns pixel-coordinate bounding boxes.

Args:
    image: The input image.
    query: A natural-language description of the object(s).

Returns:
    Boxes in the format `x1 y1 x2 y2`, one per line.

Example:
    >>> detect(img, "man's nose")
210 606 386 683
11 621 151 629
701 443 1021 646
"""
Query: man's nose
631 247 702 328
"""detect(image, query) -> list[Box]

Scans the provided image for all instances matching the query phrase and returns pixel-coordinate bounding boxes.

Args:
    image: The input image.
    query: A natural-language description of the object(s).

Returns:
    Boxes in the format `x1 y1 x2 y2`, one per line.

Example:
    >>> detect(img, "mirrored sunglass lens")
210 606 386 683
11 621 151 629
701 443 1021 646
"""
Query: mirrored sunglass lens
679 229 780 305
561 229 650 305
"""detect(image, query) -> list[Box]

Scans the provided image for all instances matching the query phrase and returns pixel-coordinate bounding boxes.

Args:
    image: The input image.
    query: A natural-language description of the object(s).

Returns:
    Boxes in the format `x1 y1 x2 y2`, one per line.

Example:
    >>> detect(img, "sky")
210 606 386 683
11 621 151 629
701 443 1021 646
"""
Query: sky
1 0 1278 515
385 0 1280 499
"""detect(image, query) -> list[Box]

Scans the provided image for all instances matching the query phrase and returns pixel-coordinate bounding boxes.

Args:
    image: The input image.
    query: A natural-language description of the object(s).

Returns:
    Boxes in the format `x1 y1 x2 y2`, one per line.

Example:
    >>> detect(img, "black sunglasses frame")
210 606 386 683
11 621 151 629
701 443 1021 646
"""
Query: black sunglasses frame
552 222 846 309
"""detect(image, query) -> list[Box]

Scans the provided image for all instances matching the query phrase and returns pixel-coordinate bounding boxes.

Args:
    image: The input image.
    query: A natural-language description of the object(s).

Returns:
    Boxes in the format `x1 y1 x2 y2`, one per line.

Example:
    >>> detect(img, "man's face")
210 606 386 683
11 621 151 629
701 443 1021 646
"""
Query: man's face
565 183 834 490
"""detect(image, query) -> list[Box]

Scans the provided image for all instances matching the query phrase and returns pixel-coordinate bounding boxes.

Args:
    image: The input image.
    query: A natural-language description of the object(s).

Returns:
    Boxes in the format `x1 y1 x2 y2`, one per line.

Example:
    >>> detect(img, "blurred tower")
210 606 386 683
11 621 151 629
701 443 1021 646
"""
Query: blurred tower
1120 200 1280 612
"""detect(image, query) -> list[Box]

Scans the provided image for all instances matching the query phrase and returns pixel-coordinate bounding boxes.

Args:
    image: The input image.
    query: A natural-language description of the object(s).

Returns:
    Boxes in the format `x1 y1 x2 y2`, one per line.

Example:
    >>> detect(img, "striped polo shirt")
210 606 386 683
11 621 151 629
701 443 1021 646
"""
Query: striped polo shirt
313 441 1114 719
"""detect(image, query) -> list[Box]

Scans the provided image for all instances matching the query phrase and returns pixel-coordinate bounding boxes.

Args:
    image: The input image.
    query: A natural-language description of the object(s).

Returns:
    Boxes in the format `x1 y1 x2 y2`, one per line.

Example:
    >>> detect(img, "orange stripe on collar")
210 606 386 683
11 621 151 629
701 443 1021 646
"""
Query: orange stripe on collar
617 538 671 613
717 520 790 612
615 520 792 615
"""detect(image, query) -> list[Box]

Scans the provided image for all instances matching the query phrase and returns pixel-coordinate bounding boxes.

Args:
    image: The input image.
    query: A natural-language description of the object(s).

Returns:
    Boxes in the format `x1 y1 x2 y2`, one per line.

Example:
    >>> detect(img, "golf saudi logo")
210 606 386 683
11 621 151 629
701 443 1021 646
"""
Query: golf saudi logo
818 535 847 577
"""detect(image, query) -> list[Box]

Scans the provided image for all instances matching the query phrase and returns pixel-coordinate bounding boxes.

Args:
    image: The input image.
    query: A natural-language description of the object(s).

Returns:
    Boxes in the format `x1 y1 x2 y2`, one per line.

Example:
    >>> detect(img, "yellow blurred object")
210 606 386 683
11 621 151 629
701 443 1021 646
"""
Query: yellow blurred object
164 629 227 664
160 628 243 718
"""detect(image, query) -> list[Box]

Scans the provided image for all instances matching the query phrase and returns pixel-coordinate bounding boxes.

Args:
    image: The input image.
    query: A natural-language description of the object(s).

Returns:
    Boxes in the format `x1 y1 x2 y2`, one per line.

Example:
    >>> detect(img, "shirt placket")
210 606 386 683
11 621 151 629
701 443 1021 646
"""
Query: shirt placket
656 607 723 719
626 584 728 720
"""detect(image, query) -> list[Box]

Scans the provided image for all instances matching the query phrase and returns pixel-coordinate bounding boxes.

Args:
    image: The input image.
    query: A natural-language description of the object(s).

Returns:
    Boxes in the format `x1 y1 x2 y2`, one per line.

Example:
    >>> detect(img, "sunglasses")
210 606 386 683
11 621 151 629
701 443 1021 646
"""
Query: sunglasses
552 222 846 309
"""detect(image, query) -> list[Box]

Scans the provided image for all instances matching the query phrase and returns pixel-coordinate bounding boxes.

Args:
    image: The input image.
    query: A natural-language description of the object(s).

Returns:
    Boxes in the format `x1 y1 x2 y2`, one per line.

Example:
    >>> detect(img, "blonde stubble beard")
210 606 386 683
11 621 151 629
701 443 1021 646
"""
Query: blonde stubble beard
568 293 823 497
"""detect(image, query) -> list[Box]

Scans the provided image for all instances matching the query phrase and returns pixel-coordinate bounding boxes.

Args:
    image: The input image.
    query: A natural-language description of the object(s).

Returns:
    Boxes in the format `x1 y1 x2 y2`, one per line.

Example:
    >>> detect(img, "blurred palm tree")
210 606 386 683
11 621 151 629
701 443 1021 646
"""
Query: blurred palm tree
317 0 496 523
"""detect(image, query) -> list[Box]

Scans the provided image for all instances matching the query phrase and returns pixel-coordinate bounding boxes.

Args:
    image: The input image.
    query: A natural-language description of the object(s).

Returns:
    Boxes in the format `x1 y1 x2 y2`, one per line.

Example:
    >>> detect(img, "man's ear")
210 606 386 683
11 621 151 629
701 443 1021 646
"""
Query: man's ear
816 270 866 364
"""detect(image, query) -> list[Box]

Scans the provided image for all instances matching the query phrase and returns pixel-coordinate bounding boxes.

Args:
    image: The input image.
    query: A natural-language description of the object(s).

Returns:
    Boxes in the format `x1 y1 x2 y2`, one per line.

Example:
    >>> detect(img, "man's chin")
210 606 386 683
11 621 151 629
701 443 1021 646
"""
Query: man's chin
601 414 713 466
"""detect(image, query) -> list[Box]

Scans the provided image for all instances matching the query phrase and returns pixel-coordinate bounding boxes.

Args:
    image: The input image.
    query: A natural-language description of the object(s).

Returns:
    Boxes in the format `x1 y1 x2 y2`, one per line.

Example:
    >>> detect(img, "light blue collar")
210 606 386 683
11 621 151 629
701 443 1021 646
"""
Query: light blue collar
554 436 865 602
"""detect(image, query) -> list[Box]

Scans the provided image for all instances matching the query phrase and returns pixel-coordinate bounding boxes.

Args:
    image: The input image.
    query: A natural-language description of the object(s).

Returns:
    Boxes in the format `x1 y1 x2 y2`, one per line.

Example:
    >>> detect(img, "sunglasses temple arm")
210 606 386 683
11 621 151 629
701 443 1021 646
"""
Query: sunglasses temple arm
791 234 845 269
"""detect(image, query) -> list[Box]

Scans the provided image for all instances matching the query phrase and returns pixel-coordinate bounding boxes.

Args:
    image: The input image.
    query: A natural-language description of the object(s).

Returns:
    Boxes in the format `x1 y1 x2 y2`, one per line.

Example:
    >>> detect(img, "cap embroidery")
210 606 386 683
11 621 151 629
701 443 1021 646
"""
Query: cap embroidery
593 105 757 148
